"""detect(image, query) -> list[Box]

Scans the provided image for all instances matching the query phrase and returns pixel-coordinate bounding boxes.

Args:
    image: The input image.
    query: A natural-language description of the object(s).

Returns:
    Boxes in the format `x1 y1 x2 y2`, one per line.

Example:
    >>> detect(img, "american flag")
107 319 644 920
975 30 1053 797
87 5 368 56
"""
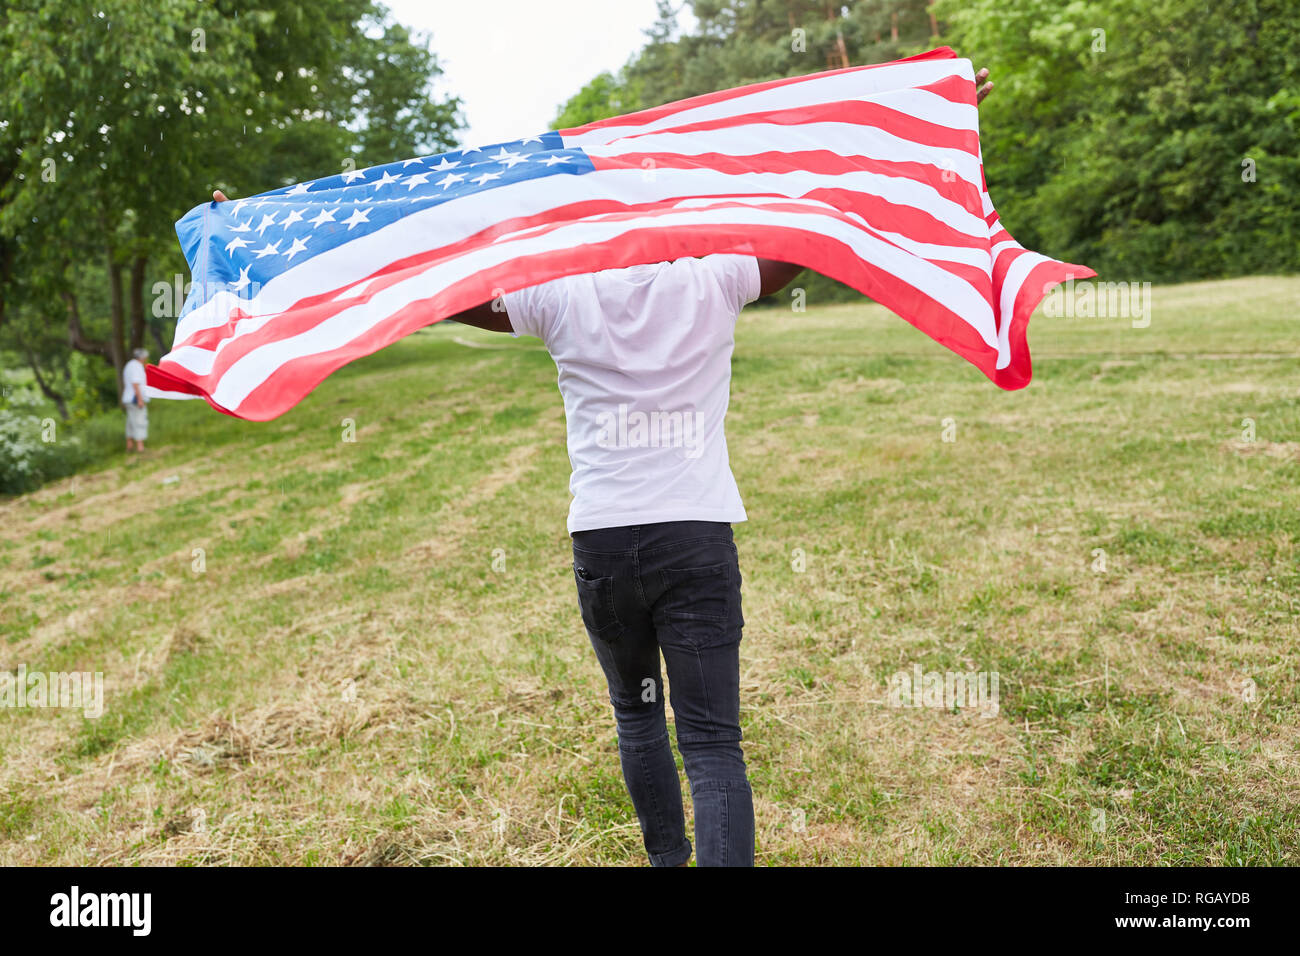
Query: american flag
147 47 1095 421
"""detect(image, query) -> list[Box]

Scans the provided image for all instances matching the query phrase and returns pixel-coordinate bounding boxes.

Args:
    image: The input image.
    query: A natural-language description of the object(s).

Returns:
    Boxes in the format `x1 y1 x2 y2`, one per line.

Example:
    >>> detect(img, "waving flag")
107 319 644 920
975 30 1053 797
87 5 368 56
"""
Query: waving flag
148 47 1094 421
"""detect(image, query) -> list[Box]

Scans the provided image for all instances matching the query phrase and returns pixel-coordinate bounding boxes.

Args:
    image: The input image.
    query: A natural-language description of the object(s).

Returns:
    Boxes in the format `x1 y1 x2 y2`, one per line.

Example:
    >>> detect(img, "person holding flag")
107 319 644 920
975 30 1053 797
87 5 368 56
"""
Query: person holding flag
205 63 1009 867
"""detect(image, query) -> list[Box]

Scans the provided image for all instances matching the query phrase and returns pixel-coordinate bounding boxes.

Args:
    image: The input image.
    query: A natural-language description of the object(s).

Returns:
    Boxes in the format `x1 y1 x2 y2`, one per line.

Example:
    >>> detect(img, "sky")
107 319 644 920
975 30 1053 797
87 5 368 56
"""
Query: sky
382 0 695 149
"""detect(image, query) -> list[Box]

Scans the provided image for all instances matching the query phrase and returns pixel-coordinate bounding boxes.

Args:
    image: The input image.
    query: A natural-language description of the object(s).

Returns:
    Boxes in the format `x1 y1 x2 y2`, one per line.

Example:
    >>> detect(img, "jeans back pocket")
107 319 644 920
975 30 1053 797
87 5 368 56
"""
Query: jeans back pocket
660 563 731 622
658 559 744 648
573 565 623 642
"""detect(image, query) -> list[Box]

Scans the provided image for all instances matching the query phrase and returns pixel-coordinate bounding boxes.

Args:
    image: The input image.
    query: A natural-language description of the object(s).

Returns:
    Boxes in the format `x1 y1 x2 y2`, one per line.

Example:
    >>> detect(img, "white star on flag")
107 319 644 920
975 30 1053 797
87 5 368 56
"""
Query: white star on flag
342 209 370 230
308 208 337 227
491 148 527 168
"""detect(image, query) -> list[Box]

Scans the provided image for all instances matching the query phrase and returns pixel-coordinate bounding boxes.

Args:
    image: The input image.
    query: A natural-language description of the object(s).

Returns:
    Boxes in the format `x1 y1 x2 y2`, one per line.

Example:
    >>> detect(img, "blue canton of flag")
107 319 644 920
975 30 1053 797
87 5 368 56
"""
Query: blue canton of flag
176 130 592 314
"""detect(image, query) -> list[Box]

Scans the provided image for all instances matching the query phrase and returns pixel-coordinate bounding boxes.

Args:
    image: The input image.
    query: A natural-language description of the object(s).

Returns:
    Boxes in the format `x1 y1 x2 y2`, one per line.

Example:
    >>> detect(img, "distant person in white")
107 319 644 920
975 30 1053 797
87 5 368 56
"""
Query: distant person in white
122 347 150 453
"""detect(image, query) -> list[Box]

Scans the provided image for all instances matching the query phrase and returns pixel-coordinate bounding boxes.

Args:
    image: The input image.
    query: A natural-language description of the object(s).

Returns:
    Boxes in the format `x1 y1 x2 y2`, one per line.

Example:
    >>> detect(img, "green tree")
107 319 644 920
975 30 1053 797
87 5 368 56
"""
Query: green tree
554 0 1299 286
0 0 464 415
935 0 1300 280
552 71 641 130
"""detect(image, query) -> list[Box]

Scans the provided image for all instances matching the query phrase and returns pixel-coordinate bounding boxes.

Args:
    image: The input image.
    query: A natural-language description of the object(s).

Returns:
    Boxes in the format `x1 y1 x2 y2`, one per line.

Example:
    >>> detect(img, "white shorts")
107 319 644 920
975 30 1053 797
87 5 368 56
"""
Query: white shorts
124 403 149 440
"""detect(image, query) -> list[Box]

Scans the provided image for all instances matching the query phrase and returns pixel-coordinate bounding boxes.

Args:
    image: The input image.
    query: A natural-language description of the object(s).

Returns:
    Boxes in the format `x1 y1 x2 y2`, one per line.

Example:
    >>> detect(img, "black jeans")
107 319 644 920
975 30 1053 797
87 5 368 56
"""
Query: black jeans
571 520 753 867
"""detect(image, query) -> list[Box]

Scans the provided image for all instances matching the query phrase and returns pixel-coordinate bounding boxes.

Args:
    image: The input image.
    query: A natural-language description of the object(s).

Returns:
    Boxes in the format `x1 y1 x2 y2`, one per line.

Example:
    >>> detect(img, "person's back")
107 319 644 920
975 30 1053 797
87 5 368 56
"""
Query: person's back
503 254 758 532
503 254 762 866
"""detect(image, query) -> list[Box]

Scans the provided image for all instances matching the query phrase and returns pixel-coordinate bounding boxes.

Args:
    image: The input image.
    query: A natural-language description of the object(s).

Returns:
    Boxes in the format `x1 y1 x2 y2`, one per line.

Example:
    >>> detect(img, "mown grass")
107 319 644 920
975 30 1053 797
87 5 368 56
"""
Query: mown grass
0 275 1297 865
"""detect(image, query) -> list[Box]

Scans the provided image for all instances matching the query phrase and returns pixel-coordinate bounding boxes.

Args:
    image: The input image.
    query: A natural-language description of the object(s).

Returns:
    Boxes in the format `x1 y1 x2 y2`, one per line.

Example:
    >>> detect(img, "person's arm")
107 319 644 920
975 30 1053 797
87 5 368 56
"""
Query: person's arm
212 189 515 334
754 259 805 298
133 380 146 405
750 67 993 302
443 299 514 334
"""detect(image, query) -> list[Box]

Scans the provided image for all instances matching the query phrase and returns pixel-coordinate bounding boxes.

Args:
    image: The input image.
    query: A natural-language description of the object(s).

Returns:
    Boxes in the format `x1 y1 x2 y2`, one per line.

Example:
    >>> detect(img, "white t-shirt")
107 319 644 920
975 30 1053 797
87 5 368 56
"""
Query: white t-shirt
504 255 762 534
121 358 148 406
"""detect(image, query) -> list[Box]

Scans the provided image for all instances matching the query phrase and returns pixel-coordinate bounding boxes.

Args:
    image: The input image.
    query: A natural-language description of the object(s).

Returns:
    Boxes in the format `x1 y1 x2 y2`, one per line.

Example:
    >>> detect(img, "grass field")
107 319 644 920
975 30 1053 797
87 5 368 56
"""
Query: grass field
2 275 1298 865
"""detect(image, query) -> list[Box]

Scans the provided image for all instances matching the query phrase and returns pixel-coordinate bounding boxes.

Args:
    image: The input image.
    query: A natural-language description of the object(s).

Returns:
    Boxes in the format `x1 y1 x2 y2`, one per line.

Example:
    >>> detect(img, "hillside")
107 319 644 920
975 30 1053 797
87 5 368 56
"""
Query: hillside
2 276 1298 865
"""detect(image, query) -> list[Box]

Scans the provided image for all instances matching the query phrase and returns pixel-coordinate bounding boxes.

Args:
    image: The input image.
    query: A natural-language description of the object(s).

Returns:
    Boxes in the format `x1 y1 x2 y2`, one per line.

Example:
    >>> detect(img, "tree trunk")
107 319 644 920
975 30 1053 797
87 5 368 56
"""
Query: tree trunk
128 255 147 352
150 321 168 357
0 237 10 330
106 251 126 395
823 1 849 69
19 339 70 420
64 290 111 359
0 154 14 330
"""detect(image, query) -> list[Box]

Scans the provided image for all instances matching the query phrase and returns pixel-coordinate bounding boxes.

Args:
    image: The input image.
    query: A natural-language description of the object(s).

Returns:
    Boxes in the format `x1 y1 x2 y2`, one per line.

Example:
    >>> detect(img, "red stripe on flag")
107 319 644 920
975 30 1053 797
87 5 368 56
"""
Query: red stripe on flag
588 150 987 221
610 98 980 156
996 258 1098 389
559 47 959 137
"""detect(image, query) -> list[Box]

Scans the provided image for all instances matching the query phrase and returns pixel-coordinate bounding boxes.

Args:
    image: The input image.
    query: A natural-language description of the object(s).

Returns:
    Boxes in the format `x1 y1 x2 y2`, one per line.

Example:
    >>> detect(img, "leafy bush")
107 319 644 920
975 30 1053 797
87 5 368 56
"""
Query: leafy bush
0 377 130 495
0 362 132 495
0 404 87 494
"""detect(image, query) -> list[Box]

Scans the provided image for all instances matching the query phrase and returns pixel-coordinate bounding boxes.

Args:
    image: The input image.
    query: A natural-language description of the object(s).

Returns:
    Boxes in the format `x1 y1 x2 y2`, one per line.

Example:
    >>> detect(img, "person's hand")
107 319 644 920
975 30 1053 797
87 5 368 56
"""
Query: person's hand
975 67 994 106
212 190 229 202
